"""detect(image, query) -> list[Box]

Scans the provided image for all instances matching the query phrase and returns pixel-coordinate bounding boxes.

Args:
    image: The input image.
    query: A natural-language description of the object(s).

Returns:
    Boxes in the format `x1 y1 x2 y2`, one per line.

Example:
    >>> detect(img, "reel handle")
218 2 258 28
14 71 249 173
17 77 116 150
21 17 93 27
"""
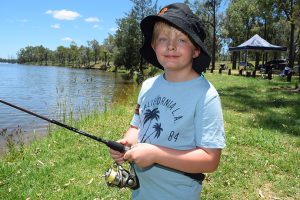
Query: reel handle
106 140 129 153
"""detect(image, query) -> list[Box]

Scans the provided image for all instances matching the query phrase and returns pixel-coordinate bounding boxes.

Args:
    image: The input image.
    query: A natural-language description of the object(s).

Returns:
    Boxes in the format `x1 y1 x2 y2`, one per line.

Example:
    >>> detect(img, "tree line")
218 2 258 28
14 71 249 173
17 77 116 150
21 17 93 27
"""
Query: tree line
14 0 300 80
16 39 114 69
0 58 17 63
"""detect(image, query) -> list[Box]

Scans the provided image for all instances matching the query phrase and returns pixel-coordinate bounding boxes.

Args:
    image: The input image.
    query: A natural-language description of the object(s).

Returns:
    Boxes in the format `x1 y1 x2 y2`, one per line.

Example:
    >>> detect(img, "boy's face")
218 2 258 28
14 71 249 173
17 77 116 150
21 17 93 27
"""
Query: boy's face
151 23 200 73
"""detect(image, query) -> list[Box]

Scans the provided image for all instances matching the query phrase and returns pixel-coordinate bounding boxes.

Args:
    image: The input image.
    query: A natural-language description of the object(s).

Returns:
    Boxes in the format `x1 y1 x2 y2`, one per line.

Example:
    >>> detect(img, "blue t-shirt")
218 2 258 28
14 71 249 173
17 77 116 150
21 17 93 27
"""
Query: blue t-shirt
130 74 225 200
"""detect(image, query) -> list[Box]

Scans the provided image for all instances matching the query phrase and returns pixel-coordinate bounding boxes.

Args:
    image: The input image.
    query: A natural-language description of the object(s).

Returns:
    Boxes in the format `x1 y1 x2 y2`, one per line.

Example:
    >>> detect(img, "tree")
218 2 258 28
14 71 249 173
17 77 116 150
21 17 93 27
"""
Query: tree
223 0 279 69
87 39 100 65
103 34 116 68
273 0 298 68
186 0 226 70
17 46 38 63
69 42 79 67
17 48 26 63
114 0 157 80
130 0 158 81
114 10 141 76
192 0 222 70
56 46 67 66
78 45 89 67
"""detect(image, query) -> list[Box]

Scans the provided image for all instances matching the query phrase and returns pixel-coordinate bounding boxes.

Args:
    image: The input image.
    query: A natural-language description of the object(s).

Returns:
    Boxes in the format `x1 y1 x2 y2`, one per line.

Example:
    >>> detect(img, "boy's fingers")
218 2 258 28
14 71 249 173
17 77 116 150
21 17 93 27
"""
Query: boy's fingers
123 151 133 162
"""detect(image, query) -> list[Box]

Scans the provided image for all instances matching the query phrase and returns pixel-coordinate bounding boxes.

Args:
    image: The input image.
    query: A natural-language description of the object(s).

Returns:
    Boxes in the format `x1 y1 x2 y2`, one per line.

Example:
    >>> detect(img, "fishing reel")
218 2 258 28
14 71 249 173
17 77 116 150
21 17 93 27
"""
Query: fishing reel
105 163 139 190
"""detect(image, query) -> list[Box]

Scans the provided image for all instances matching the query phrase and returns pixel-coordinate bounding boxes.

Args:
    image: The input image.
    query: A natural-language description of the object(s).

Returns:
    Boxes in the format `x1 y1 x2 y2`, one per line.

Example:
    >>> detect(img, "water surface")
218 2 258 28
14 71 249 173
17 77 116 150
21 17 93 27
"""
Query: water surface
0 63 135 154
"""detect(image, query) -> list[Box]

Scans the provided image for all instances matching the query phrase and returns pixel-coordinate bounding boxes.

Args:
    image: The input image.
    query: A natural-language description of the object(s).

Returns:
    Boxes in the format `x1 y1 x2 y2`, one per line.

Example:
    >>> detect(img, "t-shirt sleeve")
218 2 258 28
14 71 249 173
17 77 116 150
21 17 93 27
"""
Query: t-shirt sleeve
130 107 141 128
130 84 144 128
194 92 226 149
129 76 157 129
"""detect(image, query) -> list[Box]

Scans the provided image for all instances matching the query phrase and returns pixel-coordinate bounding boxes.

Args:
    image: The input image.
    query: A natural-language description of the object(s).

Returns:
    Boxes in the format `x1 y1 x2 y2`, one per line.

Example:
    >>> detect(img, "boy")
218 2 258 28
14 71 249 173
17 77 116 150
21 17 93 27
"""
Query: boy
110 3 225 200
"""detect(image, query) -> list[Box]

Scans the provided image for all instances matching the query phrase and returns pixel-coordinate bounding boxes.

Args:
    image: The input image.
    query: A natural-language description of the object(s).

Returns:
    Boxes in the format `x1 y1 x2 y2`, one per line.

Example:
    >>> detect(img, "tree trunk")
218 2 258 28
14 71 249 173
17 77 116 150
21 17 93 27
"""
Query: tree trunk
138 56 144 84
255 52 260 69
212 0 216 70
288 22 295 68
232 51 237 70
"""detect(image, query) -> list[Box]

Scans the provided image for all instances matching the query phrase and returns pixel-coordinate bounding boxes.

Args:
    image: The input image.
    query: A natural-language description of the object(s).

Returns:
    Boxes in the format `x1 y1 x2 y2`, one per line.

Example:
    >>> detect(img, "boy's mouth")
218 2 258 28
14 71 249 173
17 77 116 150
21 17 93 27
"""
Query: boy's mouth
164 54 179 58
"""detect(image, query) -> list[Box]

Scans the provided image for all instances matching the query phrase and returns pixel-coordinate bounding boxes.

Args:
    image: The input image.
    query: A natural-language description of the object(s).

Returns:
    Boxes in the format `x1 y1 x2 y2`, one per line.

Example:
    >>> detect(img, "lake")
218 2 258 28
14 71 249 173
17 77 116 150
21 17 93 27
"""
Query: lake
0 63 136 154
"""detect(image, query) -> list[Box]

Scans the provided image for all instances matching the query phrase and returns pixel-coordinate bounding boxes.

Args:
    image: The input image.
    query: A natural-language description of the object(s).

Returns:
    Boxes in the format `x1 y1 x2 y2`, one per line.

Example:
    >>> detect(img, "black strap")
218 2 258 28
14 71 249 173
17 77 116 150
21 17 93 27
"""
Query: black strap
184 172 205 184
155 164 205 184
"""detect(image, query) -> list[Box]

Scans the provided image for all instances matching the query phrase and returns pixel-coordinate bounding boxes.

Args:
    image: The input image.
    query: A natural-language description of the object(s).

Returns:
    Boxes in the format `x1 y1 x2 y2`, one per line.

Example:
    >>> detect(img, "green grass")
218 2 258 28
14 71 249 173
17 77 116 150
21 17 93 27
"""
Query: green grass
1 72 299 199
201 72 299 199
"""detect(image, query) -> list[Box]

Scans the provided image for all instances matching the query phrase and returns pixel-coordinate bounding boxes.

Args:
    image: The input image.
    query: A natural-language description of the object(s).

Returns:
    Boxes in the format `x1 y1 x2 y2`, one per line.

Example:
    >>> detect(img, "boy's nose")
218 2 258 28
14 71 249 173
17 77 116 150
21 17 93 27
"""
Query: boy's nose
167 40 177 51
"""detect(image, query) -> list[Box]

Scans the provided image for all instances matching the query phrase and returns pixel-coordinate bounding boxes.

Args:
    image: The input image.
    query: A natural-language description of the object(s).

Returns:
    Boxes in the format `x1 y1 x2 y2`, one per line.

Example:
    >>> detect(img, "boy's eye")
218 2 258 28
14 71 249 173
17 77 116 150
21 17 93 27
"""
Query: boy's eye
158 37 167 42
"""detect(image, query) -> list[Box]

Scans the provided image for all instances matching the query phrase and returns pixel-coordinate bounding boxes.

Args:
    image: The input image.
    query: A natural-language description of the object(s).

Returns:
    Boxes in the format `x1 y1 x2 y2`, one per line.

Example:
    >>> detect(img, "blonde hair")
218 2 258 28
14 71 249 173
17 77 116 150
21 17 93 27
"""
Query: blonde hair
151 21 196 47
152 21 174 43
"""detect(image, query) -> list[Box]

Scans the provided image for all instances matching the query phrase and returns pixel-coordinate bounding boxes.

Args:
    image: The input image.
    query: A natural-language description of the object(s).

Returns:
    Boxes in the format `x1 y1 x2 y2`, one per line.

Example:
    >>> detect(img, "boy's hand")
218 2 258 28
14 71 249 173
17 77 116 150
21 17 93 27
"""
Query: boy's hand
124 143 158 168
109 139 129 165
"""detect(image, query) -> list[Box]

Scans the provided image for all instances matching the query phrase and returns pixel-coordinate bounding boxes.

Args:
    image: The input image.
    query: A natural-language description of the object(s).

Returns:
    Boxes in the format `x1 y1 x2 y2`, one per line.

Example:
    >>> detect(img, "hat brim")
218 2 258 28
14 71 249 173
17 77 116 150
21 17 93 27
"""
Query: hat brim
139 15 211 74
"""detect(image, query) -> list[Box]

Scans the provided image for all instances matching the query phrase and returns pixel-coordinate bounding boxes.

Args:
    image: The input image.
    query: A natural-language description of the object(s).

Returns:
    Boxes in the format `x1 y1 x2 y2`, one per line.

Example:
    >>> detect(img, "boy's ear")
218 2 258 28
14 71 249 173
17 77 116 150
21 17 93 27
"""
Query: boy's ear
193 47 201 58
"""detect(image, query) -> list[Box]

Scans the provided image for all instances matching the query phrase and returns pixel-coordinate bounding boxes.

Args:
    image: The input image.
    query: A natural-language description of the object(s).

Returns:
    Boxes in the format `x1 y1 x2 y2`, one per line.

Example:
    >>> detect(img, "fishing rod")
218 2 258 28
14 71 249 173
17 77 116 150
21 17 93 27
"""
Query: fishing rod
0 99 127 153
0 99 139 189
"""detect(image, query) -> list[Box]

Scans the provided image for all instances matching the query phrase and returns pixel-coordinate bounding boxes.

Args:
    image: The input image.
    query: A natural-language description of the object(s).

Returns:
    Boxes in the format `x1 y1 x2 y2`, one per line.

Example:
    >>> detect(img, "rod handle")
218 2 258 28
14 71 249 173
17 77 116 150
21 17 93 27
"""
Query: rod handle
106 141 129 153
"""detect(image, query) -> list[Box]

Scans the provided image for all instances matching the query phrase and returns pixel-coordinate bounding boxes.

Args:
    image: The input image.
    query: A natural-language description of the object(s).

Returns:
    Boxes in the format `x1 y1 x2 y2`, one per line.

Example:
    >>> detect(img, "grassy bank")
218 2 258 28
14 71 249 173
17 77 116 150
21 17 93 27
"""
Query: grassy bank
0 72 299 199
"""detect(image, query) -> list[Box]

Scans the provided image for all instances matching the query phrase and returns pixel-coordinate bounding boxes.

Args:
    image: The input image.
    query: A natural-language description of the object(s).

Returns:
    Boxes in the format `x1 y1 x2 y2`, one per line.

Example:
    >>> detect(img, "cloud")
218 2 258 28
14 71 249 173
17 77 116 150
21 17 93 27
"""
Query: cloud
85 17 100 23
46 9 80 20
61 37 73 42
92 24 102 29
109 27 118 32
51 24 60 29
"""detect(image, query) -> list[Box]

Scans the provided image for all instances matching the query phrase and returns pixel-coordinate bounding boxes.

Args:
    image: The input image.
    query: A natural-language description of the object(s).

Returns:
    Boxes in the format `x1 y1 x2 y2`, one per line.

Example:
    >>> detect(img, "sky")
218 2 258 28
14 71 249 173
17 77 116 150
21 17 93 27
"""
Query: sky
0 0 228 59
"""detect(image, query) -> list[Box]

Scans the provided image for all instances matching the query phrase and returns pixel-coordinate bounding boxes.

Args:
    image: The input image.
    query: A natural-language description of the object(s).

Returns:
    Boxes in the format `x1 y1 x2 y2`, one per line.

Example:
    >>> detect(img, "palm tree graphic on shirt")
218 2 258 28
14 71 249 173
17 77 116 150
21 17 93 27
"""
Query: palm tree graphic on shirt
143 123 163 143
141 108 160 143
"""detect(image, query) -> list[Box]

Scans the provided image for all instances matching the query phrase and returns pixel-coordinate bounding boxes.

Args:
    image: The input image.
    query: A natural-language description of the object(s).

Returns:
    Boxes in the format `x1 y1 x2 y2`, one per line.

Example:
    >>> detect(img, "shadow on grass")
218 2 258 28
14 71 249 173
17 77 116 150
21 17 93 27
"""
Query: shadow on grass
219 86 300 136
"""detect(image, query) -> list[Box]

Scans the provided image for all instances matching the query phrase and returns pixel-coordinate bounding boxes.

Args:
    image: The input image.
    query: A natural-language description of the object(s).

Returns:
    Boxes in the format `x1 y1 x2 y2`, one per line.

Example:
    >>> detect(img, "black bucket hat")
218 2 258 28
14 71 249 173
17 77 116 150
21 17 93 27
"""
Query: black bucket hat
139 3 211 74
